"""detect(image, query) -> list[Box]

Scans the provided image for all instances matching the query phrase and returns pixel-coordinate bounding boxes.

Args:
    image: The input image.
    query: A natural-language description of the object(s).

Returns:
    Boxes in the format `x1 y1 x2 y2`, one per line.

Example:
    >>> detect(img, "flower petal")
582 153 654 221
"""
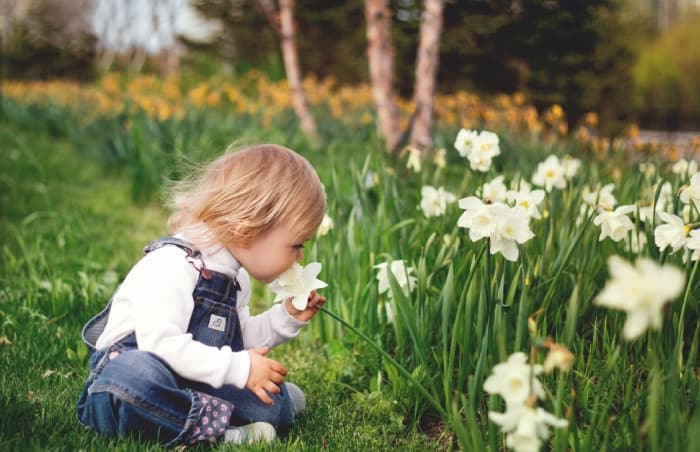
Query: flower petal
292 295 308 311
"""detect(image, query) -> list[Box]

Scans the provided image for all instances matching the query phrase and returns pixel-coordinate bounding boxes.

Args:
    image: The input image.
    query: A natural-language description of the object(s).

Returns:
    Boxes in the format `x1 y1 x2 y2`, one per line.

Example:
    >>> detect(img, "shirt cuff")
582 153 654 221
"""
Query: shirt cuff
225 349 251 389
273 302 309 328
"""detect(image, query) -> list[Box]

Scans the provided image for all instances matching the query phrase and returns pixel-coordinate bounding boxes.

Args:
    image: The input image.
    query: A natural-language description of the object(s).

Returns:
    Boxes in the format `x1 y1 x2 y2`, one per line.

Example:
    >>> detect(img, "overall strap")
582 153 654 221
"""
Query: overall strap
81 298 113 352
143 236 219 281
143 236 199 258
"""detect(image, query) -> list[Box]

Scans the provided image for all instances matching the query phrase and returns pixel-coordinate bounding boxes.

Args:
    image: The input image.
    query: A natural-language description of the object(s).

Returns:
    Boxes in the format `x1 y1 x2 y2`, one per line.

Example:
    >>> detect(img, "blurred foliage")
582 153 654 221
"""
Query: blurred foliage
633 16 700 130
576 4 651 135
436 0 611 123
6 70 688 208
1 0 95 79
4 80 700 449
4 0 699 131
193 0 643 129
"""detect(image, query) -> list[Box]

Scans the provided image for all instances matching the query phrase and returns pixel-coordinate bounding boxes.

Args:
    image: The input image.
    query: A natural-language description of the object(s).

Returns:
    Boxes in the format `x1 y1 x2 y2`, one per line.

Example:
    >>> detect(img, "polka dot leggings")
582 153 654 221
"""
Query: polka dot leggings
188 392 234 444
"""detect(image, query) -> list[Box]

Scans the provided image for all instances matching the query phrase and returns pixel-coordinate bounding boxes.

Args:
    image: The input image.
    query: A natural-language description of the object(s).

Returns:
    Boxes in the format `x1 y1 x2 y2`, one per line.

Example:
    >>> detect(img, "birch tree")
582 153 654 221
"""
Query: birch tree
409 0 444 152
253 0 280 33
365 0 401 153
251 0 317 140
278 0 318 140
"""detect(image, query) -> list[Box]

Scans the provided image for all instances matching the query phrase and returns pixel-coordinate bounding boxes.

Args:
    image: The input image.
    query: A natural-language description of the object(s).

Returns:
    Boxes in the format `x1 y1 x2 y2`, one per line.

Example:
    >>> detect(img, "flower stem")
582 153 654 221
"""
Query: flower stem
319 307 448 419
646 334 662 452
485 238 492 306
676 258 699 352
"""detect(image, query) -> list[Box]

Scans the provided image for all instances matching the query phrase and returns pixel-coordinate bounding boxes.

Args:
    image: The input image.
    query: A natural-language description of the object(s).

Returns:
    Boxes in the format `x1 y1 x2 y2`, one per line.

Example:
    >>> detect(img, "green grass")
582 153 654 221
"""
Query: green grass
2 95 700 451
0 120 444 451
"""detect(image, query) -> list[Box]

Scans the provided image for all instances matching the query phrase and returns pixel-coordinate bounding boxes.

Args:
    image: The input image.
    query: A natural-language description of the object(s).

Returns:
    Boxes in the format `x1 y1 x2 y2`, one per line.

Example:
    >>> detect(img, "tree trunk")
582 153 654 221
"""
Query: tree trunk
409 0 444 152
278 0 318 141
159 46 180 74
365 0 401 153
254 0 281 36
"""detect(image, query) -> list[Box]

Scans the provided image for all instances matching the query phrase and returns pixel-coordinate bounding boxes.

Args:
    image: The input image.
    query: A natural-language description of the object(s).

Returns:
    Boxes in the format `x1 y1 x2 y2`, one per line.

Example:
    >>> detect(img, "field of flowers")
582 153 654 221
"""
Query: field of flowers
2 72 700 451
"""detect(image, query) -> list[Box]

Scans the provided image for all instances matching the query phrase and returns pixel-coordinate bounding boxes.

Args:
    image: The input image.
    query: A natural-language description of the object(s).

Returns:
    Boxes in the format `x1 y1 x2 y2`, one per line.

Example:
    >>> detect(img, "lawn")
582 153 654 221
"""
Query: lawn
0 120 443 451
2 74 700 451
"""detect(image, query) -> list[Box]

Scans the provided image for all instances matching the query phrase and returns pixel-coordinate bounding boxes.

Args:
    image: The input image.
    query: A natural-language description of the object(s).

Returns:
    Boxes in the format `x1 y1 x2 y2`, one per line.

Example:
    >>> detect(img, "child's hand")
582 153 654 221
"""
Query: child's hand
246 347 288 405
285 290 326 322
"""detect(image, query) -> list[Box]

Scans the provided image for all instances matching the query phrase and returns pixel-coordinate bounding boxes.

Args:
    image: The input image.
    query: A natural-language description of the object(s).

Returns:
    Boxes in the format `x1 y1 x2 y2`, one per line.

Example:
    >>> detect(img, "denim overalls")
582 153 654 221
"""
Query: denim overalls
76 237 294 446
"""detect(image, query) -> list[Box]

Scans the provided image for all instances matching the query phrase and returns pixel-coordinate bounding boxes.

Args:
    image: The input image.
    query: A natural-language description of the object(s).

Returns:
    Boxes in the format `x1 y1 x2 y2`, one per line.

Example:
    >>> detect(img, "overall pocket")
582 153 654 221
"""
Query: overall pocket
187 297 239 349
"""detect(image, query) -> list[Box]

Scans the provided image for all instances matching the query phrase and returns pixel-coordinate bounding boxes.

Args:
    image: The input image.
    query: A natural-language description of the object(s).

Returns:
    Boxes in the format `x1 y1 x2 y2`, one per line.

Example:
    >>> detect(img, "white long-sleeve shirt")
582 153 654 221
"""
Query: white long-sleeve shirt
95 233 308 389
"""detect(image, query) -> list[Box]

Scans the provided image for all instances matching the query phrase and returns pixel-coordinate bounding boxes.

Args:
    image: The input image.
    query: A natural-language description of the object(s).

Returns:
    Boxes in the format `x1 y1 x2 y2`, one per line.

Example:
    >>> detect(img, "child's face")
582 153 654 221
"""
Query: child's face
229 225 306 283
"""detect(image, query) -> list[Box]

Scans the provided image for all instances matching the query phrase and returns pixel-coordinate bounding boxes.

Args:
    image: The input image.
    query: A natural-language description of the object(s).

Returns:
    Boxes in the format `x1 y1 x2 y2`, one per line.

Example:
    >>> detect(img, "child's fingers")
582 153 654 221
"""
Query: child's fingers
268 359 288 377
307 291 326 309
255 388 274 406
269 369 285 385
265 381 281 395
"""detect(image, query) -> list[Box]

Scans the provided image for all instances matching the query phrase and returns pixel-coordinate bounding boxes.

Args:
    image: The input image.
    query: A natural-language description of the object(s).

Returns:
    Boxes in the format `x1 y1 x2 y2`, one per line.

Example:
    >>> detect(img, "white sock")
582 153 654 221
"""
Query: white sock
223 422 277 444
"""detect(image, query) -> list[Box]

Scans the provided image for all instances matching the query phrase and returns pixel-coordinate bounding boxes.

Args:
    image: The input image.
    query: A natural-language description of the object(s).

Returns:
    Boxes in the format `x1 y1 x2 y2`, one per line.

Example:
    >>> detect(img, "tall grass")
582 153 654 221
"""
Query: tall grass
0 118 444 451
2 90 699 450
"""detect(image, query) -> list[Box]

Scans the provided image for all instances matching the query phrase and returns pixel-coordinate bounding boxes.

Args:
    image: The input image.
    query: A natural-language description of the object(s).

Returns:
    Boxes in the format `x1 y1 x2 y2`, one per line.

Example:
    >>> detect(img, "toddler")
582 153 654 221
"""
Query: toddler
76 144 327 446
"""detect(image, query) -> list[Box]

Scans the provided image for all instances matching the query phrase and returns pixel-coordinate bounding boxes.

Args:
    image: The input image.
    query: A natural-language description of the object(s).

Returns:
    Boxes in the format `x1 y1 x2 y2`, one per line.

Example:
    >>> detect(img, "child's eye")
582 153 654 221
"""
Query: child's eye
292 244 305 250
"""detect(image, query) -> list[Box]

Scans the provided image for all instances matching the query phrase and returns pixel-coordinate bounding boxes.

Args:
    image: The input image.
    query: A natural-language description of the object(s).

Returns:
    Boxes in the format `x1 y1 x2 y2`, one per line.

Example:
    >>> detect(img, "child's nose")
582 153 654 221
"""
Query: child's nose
296 249 304 261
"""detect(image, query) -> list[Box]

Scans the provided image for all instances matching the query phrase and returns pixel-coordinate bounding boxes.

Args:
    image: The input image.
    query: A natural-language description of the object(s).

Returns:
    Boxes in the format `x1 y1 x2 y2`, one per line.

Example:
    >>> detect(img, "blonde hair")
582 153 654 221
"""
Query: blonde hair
167 144 326 248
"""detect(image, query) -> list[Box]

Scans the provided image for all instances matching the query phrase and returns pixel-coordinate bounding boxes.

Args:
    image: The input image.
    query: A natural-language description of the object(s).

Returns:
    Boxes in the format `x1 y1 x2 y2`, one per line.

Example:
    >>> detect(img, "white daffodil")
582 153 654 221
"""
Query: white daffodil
468 152 494 172
476 130 501 158
374 260 417 299
406 147 422 173
654 212 688 254
486 352 569 452
458 198 534 261
680 173 700 211
483 352 545 407
268 262 328 310
482 175 508 203
682 204 693 223
488 405 526 436
458 196 497 242
507 186 545 220
655 180 674 205
454 129 501 172
672 158 698 178
454 128 480 157
595 256 685 340
532 155 567 191
510 176 532 192
490 205 535 262
636 204 654 225
592 205 635 242
638 180 674 223
489 405 568 452
505 417 545 452
508 408 568 452
316 214 335 237
562 155 581 180
686 229 700 261
420 185 457 218
639 162 656 180
433 148 447 169
626 229 648 254
364 171 378 189
582 183 617 210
